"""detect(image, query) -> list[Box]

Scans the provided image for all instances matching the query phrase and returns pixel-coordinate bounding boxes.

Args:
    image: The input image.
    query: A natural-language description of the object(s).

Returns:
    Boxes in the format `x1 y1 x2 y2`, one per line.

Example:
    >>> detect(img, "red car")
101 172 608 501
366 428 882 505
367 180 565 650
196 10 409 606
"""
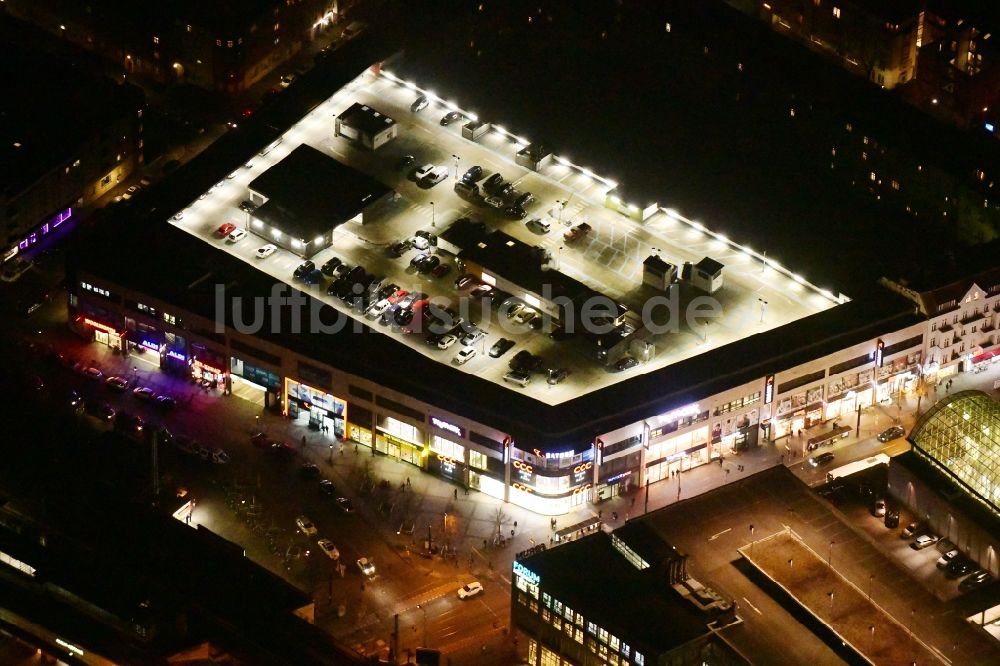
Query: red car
216 222 237 237
387 289 409 305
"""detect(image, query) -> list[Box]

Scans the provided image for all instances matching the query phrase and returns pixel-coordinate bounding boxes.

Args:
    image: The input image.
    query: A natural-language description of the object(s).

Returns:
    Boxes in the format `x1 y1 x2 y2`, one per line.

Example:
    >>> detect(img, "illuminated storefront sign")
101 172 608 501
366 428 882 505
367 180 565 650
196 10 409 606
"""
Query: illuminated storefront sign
166 350 186 362
573 461 593 484
606 471 631 483
545 449 574 460
82 317 120 335
513 561 540 585
438 455 458 475
513 460 534 483
193 359 225 375
431 416 464 438
657 403 700 424
140 339 160 352
764 374 775 404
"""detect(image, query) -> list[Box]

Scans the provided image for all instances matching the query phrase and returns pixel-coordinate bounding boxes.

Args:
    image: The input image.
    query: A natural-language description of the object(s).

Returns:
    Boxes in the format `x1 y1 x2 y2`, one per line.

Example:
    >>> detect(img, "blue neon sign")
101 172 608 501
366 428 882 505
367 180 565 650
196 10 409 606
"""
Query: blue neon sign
513 561 540 585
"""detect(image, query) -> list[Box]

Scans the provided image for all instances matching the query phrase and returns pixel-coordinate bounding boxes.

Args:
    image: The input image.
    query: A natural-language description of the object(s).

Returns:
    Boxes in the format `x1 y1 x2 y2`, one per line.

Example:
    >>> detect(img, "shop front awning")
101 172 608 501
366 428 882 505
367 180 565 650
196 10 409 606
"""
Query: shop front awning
971 349 999 365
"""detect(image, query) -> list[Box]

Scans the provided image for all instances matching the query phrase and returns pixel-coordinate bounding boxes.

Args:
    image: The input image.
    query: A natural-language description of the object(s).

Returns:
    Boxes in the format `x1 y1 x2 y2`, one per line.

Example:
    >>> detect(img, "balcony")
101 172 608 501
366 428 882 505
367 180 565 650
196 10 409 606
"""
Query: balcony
983 321 996 333
938 323 953 333
961 311 985 325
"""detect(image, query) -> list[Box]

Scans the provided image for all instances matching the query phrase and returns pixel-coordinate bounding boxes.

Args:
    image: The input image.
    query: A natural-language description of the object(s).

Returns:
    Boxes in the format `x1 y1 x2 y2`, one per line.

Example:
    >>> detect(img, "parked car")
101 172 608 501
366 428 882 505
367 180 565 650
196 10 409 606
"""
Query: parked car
321 256 343 276
877 425 906 442
455 348 477 365
216 222 237 237
911 534 940 550
396 154 416 171
319 479 337 496
227 228 247 243
564 222 592 242
514 192 534 208
317 538 340 560
460 327 485 347
440 111 463 126
489 338 516 358
615 356 639 372
294 260 316 278
808 452 836 467
901 521 923 539
936 549 960 569
437 334 459 350
483 173 504 193
958 570 993 592
503 369 532 387
336 497 355 513
431 263 452 278
417 255 441 274
411 95 429 112
422 166 448 185
884 510 900 529
872 498 887 517
455 274 477 289
154 395 177 410
256 244 278 259
527 217 552 233
105 375 129 391
462 165 483 182
389 240 412 257
296 516 318 536
457 581 484 599
299 463 321 479
357 557 376 577
485 195 505 209
547 368 571 385
504 205 527 219
210 448 230 464
946 558 976 578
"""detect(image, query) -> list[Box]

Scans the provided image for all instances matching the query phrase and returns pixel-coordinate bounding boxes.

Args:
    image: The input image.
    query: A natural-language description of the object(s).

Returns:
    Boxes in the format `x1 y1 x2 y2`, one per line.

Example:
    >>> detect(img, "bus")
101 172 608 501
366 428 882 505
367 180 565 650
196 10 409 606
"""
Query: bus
826 453 891 483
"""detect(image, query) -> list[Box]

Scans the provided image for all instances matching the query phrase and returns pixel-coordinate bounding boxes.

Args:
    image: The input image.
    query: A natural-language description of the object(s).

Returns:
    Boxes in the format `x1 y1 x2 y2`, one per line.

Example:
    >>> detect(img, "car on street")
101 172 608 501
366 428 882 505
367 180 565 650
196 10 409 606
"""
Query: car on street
296 516 318 536
911 534 940 550
317 538 340 560
114 412 144 437
216 222 237 238
299 462 321 479
462 165 483 182
877 425 906 442
455 274 477 289
256 244 277 259
210 448 230 464
455 347 477 365
946 558 976 579
86 400 116 422
84 367 104 381
105 375 129 391
901 521 923 539
489 338 516 358
335 497 355 513
294 260 316 279
357 557 376 577
319 479 337 496
227 228 247 243
959 570 993 592
485 195 505 209
440 111 463 126
808 451 836 467
66 390 84 412
457 581 484 599
614 356 639 372
431 263 452 278
270 441 297 459
154 395 177 410
321 256 343 276
872 498 886 517
279 73 296 88
936 549 960 569
410 95 429 112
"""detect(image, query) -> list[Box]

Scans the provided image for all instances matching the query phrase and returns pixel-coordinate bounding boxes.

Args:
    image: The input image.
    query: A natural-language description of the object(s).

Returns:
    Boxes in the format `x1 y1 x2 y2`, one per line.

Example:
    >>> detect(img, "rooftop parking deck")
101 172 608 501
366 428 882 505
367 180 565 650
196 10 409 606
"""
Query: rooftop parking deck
168 68 841 406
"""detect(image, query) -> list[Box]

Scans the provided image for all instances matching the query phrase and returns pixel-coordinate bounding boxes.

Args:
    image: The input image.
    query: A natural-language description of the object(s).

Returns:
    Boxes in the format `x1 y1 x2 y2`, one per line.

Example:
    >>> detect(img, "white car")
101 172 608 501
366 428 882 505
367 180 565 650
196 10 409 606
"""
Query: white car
296 516 318 536
256 244 278 259
437 334 459 350
210 448 230 464
455 347 477 365
317 538 340 560
414 164 436 180
457 581 484 600
279 73 296 88
227 228 247 243
366 299 391 319
357 557 376 577
420 166 448 185
513 308 537 326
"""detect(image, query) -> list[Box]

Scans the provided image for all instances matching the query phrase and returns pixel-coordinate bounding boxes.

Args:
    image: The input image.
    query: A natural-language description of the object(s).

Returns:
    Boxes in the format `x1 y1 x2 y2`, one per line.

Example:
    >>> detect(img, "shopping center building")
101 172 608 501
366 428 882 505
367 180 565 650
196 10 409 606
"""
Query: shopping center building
65 50 996 517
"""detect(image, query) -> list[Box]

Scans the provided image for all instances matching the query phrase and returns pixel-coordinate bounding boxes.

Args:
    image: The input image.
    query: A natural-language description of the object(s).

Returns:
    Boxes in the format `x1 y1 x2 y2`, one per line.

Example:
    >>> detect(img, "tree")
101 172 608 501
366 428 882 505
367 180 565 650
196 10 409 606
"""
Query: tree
491 506 511 545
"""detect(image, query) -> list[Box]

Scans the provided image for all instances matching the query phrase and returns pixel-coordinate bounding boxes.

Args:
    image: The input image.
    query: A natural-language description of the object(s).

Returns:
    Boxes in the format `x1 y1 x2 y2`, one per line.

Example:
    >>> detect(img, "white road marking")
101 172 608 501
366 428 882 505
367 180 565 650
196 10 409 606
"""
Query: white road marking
742 597 762 615
708 527 732 541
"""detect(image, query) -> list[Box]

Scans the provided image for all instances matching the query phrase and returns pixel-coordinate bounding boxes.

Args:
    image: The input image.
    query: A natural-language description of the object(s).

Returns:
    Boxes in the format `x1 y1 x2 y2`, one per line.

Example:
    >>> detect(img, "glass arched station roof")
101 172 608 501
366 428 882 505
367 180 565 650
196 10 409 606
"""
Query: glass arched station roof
910 391 1000 513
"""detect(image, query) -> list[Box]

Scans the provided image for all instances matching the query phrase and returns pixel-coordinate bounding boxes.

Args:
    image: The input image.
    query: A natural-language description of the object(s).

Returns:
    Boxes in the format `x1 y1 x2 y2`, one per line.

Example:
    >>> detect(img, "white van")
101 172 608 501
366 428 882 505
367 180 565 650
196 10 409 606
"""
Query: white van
527 217 551 233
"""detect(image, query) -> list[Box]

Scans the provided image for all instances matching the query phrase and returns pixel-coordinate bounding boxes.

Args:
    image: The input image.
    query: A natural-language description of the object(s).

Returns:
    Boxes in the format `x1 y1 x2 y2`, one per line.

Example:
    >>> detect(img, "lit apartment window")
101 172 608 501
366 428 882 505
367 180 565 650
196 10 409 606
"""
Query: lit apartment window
833 7 841 19
216 39 221 46
163 312 176 326
891 180 900 190
186 24 192 32
814 0 821 6
274 22 280 31
152 35 159 44
870 171 876 181
227 40 233 48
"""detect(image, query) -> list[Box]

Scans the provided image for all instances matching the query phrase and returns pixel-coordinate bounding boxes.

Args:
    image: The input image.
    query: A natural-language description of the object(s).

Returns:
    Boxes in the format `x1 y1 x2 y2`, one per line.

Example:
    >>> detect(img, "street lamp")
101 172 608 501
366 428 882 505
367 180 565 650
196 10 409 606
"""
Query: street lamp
758 298 768 323
828 540 835 569
452 154 460 180
430 201 436 228
557 199 568 226
827 591 834 619
749 524 755 557
415 604 428 647
869 625 876 656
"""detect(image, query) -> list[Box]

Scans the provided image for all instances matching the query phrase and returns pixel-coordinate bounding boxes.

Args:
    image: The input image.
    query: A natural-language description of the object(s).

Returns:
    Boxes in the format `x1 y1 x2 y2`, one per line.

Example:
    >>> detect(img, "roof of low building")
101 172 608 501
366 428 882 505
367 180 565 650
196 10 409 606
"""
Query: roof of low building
337 102 397 136
520 530 712 655
695 257 724 275
247 144 393 239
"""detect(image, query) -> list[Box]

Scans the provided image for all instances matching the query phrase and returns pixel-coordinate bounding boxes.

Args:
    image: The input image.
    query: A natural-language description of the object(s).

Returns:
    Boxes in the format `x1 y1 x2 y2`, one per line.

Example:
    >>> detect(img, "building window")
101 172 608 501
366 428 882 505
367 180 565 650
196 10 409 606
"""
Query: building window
598 627 609 643
152 35 159 44
163 312 177 326
833 7 841 18
227 40 233 48
542 592 551 608
587 621 597 635
430 436 464 459
470 450 489 471
186 24 192 32
216 39 222 46
634 653 645 666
